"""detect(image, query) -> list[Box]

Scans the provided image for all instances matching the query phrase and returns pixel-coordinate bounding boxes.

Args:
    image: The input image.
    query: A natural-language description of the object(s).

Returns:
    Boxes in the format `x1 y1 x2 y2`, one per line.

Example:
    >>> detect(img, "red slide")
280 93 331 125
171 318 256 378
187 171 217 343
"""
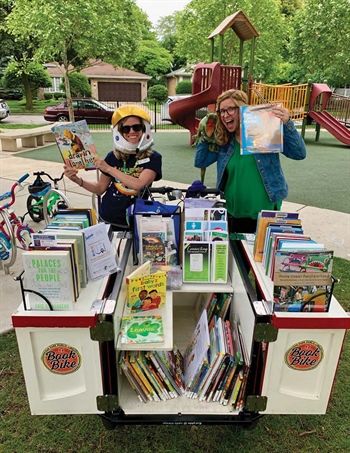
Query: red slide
169 63 241 143
308 111 350 146
308 83 350 146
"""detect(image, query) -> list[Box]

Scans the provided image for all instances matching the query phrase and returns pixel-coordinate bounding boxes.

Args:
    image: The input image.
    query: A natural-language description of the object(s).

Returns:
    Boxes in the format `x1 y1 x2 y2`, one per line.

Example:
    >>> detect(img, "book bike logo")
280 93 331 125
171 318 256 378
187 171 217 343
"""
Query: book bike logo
41 343 81 375
285 340 324 371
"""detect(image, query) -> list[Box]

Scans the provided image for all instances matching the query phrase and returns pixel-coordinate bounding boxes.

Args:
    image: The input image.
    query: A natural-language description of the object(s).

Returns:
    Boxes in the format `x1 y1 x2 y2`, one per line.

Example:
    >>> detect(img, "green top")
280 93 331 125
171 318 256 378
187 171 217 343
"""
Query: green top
224 141 281 219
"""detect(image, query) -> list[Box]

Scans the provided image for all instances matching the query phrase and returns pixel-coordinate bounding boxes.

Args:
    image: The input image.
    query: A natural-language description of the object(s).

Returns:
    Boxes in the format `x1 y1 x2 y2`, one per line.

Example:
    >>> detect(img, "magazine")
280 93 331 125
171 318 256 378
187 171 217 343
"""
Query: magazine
51 119 98 170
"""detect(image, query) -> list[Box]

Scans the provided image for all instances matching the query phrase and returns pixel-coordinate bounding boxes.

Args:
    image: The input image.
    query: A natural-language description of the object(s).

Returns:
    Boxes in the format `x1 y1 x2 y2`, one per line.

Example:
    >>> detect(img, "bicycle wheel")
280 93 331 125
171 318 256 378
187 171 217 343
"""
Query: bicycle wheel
16 224 34 250
43 189 70 225
0 211 17 272
27 195 44 222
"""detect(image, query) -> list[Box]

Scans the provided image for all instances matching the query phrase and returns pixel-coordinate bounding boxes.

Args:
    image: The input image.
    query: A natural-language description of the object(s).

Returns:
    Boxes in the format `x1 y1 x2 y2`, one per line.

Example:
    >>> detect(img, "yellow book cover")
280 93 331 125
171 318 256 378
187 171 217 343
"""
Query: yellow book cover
126 270 166 312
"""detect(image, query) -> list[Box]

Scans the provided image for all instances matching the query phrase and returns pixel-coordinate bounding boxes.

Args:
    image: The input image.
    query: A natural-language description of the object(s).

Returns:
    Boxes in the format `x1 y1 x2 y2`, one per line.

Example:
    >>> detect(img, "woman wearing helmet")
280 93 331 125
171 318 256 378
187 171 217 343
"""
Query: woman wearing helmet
63 105 162 228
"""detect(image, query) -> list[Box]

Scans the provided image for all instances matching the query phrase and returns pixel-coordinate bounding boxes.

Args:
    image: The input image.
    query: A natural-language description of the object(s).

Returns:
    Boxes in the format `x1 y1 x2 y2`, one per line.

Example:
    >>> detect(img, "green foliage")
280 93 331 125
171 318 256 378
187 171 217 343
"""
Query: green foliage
134 39 173 78
288 0 350 86
156 12 187 70
2 60 51 90
176 80 192 94
147 84 168 102
59 72 91 97
43 92 53 100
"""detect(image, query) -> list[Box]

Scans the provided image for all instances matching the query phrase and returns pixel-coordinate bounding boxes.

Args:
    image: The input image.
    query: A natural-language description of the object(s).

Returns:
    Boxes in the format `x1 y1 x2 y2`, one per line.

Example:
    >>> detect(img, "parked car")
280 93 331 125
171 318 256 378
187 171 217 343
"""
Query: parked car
0 88 23 100
43 98 114 124
0 99 10 121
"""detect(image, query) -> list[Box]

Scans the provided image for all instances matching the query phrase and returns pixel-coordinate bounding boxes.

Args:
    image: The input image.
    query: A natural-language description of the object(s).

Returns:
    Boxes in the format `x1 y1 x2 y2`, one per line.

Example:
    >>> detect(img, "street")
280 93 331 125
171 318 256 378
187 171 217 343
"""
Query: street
1 114 47 124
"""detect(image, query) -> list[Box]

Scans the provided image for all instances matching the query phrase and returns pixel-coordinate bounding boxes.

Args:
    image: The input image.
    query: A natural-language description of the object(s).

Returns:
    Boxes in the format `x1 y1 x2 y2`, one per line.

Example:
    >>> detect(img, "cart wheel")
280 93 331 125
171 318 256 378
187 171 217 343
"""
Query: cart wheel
100 416 117 430
27 195 44 222
16 225 33 250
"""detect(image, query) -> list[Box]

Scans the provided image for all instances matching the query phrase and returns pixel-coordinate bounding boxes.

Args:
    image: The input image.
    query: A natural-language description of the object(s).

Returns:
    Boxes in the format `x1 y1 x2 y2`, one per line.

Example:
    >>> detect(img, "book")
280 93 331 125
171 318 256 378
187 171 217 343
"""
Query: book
120 315 164 344
139 216 167 265
254 211 301 262
56 208 97 226
240 104 283 155
22 249 76 310
273 283 333 312
126 270 166 312
51 119 98 170
183 242 211 283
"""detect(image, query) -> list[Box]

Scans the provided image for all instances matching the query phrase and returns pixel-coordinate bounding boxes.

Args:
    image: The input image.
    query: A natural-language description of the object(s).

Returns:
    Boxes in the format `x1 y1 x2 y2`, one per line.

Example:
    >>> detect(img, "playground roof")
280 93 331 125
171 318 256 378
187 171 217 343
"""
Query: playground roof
208 10 259 41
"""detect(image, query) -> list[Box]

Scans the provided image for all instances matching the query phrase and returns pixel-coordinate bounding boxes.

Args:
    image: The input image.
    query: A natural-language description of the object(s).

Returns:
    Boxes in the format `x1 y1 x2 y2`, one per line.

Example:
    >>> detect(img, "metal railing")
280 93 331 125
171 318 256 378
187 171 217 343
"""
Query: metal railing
324 94 350 126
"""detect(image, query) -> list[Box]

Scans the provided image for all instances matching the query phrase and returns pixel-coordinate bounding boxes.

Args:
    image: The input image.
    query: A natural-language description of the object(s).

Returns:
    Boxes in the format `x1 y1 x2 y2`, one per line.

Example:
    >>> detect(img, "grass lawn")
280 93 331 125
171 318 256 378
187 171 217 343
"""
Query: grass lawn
0 257 349 452
13 129 350 213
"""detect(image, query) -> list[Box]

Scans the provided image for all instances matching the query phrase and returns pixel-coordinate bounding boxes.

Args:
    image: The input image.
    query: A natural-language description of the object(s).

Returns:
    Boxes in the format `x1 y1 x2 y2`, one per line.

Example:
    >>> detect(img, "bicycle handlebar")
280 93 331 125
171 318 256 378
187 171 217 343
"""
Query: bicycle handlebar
0 173 30 209
33 171 64 183
148 186 220 196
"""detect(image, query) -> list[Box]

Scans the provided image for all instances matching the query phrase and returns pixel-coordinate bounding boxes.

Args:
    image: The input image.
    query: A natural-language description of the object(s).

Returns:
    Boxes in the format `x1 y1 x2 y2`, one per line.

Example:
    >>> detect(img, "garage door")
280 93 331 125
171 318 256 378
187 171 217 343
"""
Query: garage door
98 82 141 101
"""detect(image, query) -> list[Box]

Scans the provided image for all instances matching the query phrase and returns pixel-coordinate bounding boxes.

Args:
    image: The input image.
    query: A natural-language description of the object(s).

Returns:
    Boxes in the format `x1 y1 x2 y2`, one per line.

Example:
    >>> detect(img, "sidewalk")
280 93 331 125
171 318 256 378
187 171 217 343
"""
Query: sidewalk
1 151 349 334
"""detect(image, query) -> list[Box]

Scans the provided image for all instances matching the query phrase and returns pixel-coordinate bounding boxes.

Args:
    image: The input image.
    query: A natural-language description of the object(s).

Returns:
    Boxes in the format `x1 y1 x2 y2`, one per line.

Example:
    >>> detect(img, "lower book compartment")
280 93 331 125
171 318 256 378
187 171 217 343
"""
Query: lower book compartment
116 292 247 416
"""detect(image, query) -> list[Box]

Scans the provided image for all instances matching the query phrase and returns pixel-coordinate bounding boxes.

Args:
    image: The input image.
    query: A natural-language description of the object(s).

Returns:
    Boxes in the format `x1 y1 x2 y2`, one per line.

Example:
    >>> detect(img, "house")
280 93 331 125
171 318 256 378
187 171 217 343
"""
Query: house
44 60 151 102
165 66 193 96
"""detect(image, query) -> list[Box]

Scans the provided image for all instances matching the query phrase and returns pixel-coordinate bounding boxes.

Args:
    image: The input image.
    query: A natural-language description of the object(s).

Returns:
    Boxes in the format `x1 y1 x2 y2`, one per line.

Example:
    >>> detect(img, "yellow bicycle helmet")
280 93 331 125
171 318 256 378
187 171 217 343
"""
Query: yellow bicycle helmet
112 105 153 154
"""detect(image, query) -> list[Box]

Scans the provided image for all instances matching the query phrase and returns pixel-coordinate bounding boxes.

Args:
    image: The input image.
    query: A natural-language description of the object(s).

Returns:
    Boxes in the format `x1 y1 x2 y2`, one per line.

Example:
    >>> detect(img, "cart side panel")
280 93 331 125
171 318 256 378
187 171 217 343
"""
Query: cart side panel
15 327 103 415
261 328 346 414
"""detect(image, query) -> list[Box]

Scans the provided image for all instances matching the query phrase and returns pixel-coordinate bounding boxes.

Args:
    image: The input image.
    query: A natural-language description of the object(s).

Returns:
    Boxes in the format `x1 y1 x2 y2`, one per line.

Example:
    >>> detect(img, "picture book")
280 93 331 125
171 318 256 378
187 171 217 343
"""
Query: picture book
119 315 164 344
254 211 301 262
273 283 332 312
139 216 167 265
240 104 283 155
51 120 98 170
22 249 76 310
126 270 166 312
183 309 210 389
183 242 211 283
56 207 97 226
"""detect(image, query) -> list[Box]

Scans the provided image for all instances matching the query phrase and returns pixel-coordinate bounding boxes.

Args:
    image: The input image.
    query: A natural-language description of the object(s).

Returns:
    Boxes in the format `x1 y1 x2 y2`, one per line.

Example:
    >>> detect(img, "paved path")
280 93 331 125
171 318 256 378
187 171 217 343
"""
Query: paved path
1 114 47 124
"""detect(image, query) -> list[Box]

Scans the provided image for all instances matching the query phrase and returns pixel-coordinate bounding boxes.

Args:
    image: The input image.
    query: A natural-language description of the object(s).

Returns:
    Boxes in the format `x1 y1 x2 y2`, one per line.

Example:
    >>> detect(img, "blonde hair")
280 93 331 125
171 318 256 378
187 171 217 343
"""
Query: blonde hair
215 89 248 146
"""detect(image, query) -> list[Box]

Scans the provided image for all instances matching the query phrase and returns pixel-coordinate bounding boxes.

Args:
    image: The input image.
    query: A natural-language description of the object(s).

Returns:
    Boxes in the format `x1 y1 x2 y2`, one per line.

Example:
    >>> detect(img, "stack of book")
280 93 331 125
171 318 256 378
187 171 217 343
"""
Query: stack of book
183 296 248 409
182 207 229 283
119 350 185 403
254 210 334 312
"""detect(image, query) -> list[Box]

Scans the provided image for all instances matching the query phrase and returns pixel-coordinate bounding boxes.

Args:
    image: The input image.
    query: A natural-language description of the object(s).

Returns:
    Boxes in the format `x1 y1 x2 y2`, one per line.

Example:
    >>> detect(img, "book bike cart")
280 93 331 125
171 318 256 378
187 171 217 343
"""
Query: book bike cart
11 187 350 429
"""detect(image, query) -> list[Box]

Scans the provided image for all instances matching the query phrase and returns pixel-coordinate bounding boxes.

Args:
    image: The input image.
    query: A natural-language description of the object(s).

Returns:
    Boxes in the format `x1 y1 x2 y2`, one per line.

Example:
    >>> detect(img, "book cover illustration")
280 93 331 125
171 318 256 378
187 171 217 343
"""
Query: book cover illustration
273 283 332 312
126 270 166 312
51 119 98 170
139 216 168 265
120 315 164 344
240 104 283 155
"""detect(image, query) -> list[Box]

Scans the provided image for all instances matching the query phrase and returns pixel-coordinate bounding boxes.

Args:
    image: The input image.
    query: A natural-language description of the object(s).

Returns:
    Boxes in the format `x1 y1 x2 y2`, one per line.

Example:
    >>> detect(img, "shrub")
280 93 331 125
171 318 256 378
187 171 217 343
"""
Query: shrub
147 84 168 103
53 92 65 100
176 80 192 94
44 92 53 100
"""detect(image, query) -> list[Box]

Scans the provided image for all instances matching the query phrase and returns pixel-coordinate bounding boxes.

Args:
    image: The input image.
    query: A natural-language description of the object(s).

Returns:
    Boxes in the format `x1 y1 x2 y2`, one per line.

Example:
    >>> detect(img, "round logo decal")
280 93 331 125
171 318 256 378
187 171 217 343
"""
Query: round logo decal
285 340 323 371
41 343 81 374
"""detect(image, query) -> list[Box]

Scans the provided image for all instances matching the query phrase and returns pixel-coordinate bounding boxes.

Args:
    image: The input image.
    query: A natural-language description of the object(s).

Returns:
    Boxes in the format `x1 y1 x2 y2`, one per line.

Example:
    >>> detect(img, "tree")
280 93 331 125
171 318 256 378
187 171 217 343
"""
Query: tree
174 0 286 82
156 13 187 70
147 84 168 103
289 0 350 87
60 72 91 98
134 39 173 79
176 80 192 94
2 60 51 105
6 0 143 120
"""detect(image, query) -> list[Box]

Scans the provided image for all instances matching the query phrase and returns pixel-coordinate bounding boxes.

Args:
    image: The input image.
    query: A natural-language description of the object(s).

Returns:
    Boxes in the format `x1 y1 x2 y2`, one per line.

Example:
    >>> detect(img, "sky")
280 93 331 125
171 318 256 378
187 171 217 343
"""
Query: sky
135 0 191 26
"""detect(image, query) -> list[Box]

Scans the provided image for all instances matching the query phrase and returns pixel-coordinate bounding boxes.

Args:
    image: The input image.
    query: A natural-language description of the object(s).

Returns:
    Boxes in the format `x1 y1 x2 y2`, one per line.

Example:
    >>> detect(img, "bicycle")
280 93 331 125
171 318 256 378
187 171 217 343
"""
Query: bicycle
0 174 34 274
26 171 70 224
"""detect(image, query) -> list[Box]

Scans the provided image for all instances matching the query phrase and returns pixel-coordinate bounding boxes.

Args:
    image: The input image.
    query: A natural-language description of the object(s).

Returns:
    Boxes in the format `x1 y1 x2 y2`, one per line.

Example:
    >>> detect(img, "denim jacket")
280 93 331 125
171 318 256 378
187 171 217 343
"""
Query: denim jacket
194 120 306 203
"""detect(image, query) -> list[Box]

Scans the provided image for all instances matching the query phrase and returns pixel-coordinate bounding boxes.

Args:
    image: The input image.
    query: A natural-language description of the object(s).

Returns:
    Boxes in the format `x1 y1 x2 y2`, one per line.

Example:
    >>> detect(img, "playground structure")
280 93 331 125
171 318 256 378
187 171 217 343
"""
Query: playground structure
169 11 350 147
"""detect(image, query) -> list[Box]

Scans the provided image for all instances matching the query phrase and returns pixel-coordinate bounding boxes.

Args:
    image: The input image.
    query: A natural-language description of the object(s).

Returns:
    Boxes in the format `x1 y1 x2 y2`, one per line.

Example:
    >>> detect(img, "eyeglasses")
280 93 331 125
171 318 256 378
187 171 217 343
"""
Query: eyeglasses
121 124 143 134
217 106 239 116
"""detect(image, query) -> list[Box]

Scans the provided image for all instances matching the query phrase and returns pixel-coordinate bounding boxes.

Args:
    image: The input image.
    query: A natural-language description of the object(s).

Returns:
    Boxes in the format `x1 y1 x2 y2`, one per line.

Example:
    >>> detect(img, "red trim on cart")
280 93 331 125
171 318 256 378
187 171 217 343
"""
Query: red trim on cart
272 315 350 330
12 315 98 328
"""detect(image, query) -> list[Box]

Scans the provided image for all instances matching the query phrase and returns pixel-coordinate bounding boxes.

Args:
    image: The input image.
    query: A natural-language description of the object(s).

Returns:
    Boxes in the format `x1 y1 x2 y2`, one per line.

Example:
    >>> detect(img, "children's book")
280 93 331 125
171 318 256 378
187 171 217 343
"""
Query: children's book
51 119 98 170
120 315 164 344
126 270 166 312
273 283 332 312
240 104 283 155
139 216 167 265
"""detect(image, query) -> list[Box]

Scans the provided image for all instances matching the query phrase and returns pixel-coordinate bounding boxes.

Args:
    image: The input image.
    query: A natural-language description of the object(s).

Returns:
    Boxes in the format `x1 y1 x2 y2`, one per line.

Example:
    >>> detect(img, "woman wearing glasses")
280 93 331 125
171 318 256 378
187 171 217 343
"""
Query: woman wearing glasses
195 89 306 234
63 105 162 228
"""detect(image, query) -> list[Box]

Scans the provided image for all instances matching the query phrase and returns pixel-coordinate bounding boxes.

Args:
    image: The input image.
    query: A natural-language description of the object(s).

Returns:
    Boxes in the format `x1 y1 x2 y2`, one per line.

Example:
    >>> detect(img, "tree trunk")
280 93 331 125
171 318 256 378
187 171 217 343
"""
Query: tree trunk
23 74 33 110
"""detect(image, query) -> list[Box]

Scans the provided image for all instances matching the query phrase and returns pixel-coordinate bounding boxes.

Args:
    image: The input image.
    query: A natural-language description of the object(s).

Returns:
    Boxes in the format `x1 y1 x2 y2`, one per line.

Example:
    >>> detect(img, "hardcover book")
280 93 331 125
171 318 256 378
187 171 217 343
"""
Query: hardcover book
240 104 283 155
120 315 164 344
126 270 166 312
273 283 333 312
51 119 98 170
